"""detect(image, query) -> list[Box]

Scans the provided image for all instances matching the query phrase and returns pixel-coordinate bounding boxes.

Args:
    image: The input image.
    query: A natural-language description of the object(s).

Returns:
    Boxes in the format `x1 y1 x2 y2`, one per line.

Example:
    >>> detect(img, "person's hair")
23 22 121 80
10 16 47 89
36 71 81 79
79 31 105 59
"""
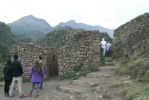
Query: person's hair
6 59 12 66
33 61 42 74
14 54 18 59
102 38 105 41
39 56 42 60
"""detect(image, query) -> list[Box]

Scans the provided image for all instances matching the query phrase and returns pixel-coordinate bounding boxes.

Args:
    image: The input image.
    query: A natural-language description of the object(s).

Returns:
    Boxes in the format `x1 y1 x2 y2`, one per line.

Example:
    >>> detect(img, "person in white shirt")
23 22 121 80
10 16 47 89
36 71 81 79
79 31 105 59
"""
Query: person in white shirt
106 42 111 52
100 38 107 56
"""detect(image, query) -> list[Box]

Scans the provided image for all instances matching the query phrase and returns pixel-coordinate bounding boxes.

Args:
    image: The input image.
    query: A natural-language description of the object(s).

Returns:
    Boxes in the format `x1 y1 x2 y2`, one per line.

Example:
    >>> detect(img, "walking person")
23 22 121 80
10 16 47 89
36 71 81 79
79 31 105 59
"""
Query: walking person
106 42 112 56
38 56 45 90
106 42 111 52
100 38 107 56
9 54 25 98
28 61 44 97
3 59 13 97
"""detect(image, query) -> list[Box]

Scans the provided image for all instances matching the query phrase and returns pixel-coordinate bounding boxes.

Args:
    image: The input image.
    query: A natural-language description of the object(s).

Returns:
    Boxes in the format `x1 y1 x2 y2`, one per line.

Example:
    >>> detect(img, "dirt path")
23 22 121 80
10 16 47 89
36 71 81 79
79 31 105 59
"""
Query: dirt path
0 58 128 100
0 79 73 100
58 67 126 100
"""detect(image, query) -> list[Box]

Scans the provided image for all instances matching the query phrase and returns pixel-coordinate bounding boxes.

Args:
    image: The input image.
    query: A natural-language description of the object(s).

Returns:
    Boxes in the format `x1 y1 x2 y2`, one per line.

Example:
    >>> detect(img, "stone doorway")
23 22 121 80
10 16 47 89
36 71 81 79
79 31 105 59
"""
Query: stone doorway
46 52 58 77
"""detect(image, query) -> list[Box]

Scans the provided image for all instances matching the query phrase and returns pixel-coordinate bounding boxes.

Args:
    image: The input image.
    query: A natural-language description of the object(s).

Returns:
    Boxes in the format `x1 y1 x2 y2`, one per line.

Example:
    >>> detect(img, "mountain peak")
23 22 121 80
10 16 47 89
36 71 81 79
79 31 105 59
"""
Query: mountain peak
25 15 35 18
21 15 39 20
67 20 76 24
8 15 53 35
56 20 114 38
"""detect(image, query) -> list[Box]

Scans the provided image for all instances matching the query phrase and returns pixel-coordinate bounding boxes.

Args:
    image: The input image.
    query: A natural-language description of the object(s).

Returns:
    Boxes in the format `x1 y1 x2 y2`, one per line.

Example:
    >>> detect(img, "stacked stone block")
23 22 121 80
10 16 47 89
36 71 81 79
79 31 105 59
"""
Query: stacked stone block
58 31 100 75
11 30 101 77
11 43 53 78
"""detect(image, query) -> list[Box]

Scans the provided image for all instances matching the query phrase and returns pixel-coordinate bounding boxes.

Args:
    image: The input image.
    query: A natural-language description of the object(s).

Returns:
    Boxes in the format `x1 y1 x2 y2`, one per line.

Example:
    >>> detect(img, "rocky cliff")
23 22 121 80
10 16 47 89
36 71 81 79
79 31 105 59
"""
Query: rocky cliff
113 13 149 80
114 13 149 58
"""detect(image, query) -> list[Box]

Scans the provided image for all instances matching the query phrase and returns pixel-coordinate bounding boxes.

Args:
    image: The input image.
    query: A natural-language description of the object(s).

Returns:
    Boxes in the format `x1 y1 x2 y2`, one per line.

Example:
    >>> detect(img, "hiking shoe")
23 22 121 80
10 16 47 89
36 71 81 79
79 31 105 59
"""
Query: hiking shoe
40 87 43 90
35 94 39 98
9 95 14 97
20 95 25 98
9 93 14 97
27 94 32 97
5 93 9 97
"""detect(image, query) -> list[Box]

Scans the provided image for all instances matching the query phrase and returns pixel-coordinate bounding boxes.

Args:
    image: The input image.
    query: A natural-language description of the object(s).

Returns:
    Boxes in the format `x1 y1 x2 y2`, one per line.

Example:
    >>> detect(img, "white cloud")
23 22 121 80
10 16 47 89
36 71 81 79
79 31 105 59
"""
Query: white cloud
0 0 148 28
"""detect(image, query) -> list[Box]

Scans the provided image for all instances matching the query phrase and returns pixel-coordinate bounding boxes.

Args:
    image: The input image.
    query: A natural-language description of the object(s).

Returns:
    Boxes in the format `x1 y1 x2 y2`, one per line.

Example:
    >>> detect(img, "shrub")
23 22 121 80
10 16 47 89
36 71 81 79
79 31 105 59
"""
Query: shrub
111 52 121 60
59 63 99 80
120 81 149 100
73 63 82 72
86 63 99 72
129 58 149 81
59 70 79 80
119 58 149 81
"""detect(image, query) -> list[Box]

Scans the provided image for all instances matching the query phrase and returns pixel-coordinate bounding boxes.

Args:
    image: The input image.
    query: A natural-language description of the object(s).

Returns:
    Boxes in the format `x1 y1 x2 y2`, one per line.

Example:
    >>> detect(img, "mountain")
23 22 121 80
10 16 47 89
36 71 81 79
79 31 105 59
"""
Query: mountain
8 15 113 39
55 20 114 38
8 15 53 36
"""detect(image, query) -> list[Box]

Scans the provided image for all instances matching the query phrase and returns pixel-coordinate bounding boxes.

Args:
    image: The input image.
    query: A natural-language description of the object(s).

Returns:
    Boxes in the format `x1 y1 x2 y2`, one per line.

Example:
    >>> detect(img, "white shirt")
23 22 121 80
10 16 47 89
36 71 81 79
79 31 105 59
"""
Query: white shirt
100 40 107 48
106 42 111 51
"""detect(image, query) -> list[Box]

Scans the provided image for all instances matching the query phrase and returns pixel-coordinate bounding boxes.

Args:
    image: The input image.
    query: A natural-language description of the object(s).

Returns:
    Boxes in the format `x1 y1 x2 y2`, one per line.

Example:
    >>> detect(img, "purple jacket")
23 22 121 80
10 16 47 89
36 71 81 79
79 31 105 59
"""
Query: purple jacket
29 66 45 82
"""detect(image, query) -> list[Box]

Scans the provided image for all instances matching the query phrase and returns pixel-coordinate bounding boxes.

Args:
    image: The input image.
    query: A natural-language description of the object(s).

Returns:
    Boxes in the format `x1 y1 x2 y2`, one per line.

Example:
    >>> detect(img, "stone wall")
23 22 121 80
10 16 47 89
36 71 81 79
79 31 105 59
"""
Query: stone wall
12 30 101 77
113 13 149 80
58 31 100 75
11 43 57 78
114 13 149 57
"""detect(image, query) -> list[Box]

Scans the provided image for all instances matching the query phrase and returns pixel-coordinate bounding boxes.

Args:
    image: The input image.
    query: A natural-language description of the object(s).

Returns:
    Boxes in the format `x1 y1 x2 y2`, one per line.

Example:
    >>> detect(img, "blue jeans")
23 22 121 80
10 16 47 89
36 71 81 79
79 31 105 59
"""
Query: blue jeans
30 82 40 95
40 80 43 89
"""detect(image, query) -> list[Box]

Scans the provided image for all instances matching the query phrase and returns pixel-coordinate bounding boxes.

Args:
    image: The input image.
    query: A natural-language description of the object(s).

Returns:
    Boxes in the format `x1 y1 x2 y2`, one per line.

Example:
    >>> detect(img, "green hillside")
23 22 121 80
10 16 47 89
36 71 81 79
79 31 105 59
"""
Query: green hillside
8 15 53 42
39 27 83 48
0 22 15 62
39 27 112 48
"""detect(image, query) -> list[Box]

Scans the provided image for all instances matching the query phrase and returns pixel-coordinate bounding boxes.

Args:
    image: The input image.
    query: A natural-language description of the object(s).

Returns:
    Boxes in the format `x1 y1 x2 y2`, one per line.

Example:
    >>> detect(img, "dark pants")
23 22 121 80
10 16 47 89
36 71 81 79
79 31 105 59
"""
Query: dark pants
4 79 12 94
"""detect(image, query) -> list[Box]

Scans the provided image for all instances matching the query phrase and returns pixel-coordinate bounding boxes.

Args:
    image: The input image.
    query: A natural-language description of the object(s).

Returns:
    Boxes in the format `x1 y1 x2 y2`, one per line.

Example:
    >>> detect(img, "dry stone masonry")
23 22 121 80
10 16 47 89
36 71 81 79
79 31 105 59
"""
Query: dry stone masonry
58 31 100 75
11 43 56 78
113 13 149 80
12 30 101 77
114 13 149 57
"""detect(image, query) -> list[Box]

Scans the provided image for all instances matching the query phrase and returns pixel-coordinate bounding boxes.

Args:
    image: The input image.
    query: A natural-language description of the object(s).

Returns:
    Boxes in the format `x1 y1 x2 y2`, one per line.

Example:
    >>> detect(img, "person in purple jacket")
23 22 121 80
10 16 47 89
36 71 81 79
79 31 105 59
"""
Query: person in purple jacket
28 61 44 97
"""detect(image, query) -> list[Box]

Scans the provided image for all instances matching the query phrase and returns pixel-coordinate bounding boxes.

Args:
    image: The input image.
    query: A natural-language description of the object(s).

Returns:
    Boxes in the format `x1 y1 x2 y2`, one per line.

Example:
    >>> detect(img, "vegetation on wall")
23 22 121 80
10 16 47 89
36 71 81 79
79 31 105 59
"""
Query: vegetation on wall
38 27 84 48
39 27 112 48
59 63 99 80
113 13 149 81
98 32 112 43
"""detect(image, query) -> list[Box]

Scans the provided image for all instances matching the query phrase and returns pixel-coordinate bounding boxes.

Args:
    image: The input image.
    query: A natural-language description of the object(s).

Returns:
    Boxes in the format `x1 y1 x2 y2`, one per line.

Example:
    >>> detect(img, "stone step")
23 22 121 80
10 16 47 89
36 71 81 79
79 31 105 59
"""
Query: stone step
99 66 116 71
87 71 112 78
58 84 89 94
105 61 116 66
105 57 115 62
72 77 107 87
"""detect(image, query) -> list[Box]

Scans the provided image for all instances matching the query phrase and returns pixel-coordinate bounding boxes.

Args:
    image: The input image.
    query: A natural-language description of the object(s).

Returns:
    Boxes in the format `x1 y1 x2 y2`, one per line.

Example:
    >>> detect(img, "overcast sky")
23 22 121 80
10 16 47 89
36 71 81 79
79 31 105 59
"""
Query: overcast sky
0 0 149 29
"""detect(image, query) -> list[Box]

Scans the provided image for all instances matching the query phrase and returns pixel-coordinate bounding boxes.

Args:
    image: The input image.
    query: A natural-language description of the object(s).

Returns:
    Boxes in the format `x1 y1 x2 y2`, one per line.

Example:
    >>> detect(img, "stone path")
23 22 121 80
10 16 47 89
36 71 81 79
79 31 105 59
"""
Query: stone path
58 58 126 100
58 69 125 100
0 58 127 100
